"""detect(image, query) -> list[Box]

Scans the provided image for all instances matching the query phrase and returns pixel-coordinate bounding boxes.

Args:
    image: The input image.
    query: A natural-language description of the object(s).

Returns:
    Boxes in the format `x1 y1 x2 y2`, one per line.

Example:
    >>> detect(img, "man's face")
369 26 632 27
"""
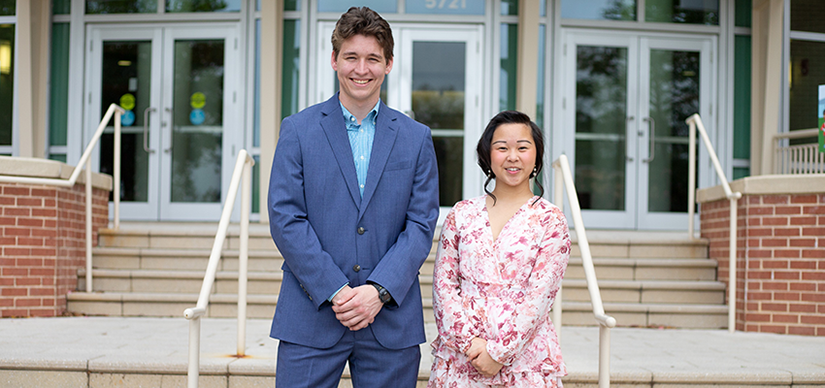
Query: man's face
332 34 393 109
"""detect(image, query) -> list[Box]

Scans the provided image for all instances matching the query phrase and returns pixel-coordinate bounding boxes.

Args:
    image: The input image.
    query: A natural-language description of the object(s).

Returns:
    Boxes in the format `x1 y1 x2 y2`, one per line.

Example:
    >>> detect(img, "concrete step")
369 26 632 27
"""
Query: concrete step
78 224 724 329
78 268 437 299
561 279 726 304
564 257 719 281
92 247 282 272
560 301 728 329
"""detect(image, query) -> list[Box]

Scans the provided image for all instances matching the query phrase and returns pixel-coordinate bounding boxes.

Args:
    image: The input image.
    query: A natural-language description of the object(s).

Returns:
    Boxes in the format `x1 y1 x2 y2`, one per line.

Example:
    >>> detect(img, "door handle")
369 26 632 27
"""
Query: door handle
642 117 655 163
143 107 156 154
626 116 634 162
164 107 173 154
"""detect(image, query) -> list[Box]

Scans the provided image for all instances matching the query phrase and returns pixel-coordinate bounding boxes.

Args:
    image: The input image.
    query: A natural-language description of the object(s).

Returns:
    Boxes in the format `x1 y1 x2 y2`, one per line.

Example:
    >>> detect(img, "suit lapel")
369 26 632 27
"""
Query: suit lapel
320 95 361 208
358 102 399 220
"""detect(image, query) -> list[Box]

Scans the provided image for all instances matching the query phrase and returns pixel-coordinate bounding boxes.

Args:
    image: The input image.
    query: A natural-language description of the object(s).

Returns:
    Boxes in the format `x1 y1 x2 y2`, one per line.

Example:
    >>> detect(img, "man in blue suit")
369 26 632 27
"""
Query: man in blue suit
267 6 440 388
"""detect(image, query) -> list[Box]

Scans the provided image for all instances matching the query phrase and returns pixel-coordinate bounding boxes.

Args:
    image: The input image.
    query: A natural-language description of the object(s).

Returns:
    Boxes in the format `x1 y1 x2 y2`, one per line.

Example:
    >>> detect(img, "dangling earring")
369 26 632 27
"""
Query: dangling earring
487 170 492 177
530 167 537 178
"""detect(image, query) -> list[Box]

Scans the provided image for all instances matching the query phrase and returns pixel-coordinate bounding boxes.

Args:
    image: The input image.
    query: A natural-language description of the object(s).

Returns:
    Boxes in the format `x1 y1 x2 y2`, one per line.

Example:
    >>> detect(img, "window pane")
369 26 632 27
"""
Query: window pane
789 40 825 131
49 154 67 163
170 39 224 203
166 0 240 12
0 0 13 16
575 45 628 211
281 19 300 119
733 35 751 160
735 0 751 28
411 41 466 207
791 0 825 34
86 0 157 14
100 41 153 202
54 0 71 15
501 0 517 15
284 0 298 11
317 0 396 14
647 49 700 213
500 23 517 112
0 24 13 146
562 0 636 21
50 23 70 147
645 0 719 25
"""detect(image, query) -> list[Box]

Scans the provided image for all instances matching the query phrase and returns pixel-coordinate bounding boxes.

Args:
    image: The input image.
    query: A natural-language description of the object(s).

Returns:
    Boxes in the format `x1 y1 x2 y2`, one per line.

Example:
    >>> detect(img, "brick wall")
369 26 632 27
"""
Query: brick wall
700 192 825 336
0 183 109 317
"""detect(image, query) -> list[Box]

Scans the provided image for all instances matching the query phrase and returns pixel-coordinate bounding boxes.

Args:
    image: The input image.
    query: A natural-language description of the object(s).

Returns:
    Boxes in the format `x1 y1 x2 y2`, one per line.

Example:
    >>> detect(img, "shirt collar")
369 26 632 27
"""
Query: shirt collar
341 100 381 128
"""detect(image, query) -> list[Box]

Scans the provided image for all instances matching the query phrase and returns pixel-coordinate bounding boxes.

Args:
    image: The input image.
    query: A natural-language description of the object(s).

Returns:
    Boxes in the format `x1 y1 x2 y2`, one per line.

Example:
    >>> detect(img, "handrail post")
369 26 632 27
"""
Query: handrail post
687 117 696 239
552 155 615 388
599 324 611 388
86 159 93 293
685 114 741 333
237 156 251 356
553 161 564 335
728 197 737 333
114 106 121 230
188 316 201 388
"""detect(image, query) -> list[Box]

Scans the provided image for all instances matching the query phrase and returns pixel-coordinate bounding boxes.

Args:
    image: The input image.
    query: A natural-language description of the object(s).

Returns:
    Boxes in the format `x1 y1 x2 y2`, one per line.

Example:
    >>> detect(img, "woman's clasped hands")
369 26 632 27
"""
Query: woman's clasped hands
466 337 504 377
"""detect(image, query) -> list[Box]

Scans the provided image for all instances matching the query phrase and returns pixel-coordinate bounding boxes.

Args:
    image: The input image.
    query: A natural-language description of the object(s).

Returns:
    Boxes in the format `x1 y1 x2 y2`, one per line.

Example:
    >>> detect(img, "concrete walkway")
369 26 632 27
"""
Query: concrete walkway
0 317 824 387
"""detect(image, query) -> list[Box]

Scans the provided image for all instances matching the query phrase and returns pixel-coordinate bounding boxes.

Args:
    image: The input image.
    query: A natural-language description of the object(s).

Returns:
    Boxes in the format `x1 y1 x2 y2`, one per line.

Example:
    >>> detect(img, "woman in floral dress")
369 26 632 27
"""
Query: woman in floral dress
428 111 570 388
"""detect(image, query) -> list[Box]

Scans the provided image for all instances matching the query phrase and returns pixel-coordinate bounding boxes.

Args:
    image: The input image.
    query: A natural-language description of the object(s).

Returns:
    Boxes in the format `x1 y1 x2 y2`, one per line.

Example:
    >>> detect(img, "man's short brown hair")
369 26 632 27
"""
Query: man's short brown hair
331 6 394 62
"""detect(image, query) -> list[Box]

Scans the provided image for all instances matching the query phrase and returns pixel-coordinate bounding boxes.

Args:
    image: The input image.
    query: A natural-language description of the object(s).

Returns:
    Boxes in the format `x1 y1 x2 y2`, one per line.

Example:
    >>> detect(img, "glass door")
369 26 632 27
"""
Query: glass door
87 24 239 221
316 24 484 222
87 26 163 220
158 26 239 221
394 26 483 221
562 31 712 230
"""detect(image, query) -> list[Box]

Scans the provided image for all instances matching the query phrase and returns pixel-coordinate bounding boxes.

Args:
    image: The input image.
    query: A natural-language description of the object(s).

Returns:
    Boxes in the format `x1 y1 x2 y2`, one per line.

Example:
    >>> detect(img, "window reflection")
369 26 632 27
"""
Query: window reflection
562 0 636 21
0 24 14 147
645 0 718 25
575 46 628 211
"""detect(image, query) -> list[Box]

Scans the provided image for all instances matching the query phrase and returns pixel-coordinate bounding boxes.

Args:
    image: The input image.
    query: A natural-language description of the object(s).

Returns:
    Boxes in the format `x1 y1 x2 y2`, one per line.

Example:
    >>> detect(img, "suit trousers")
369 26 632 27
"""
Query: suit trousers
275 324 421 388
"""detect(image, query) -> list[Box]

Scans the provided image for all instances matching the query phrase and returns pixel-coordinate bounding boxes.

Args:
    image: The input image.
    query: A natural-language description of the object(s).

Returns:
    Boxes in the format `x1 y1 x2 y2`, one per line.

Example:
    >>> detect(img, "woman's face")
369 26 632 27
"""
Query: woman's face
489 123 536 192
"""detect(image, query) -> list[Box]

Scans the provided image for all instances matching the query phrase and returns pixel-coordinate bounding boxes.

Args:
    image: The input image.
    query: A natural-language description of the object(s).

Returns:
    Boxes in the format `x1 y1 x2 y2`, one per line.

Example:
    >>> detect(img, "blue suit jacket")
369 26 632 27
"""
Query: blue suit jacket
268 94 440 350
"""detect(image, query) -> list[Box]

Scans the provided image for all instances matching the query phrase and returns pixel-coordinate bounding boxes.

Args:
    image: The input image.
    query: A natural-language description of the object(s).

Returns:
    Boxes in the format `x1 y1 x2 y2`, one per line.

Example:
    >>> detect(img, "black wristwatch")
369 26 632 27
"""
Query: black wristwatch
371 283 391 304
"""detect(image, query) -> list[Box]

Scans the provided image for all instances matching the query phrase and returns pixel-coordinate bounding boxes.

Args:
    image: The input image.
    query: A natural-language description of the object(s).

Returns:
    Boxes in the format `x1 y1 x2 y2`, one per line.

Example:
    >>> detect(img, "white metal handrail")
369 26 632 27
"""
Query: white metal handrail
0 103 125 292
686 113 741 334
773 128 825 174
551 154 616 388
183 149 254 388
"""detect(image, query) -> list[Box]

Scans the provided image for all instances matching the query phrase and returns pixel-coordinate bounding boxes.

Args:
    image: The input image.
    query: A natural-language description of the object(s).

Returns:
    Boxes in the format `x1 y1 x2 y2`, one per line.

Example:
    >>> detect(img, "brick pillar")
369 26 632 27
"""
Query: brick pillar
0 183 109 317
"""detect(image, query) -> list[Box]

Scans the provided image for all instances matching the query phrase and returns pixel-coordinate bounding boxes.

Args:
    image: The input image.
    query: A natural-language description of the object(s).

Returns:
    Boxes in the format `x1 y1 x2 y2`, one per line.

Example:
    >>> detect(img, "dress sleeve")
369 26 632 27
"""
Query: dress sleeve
432 206 476 354
486 205 571 365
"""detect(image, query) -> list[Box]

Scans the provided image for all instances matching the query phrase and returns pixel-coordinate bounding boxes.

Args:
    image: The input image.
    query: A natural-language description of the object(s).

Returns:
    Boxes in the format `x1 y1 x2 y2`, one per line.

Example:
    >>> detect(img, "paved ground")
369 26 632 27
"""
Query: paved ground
1 317 824 386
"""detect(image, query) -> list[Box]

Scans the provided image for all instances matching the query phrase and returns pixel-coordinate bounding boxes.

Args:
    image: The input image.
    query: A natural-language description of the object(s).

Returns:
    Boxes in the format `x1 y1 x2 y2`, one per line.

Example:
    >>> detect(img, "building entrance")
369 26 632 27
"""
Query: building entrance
560 30 715 229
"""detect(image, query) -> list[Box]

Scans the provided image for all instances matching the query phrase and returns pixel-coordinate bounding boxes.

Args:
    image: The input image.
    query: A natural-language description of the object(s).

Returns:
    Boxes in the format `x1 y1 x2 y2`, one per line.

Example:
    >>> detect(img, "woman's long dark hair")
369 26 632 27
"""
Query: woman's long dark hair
476 110 545 206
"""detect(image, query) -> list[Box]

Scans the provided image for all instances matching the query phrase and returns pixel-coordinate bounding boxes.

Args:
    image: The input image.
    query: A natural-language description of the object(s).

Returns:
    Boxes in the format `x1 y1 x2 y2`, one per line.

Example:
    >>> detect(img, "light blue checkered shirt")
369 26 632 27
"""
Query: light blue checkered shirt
341 101 379 197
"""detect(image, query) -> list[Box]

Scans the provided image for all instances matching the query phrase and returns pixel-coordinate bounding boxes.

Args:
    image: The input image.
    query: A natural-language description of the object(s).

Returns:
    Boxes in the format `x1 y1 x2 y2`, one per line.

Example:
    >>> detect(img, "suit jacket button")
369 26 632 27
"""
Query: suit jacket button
353 264 361 272
357 227 365 235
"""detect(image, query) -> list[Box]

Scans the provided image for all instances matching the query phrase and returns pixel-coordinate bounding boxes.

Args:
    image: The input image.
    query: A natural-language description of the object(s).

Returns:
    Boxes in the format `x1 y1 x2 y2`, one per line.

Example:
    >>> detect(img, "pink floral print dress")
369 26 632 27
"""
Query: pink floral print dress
428 195 570 388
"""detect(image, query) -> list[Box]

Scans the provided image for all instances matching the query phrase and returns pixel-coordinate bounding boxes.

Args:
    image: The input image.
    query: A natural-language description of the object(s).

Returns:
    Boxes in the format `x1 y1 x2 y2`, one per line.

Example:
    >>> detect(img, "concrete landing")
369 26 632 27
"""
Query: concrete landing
0 317 823 387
